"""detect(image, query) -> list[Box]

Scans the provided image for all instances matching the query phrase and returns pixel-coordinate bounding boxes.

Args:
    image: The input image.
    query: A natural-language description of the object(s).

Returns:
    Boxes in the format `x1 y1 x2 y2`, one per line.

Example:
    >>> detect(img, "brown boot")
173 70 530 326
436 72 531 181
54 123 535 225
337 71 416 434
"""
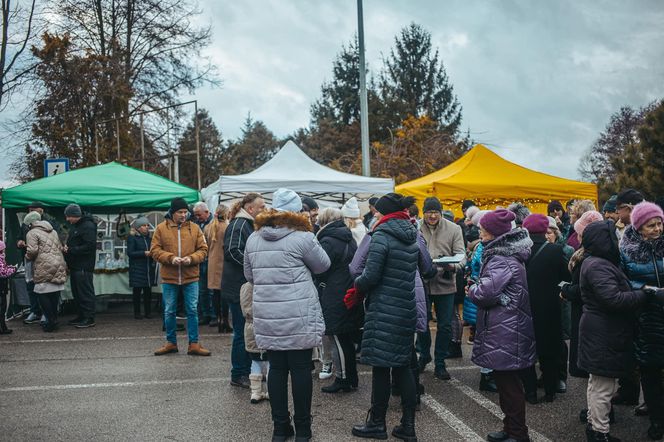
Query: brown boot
187 342 211 356
154 342 178 355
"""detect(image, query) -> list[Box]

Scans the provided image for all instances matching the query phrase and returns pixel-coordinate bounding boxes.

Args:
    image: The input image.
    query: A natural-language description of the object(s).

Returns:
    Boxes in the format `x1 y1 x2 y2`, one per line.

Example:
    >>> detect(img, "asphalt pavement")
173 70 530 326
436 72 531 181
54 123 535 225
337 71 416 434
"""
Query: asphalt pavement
0 304 654 441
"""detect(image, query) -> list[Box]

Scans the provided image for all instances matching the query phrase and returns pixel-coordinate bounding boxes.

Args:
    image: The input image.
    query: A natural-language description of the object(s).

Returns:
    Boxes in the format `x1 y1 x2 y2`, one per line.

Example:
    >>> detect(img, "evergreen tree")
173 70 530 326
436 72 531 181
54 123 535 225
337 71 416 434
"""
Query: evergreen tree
223 114 280 174
379 23 462 136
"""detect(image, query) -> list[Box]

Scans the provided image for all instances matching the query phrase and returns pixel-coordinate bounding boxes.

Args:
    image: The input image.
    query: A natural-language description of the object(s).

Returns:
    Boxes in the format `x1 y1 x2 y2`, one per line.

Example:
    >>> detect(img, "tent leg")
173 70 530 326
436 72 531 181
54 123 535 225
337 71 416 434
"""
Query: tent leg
1 208 4 242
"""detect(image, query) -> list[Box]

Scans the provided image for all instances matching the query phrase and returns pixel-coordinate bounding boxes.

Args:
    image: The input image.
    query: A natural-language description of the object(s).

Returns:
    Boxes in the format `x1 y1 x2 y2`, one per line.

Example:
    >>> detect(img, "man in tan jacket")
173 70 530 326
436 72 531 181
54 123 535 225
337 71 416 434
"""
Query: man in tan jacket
151 197 210 356
418 196 466 381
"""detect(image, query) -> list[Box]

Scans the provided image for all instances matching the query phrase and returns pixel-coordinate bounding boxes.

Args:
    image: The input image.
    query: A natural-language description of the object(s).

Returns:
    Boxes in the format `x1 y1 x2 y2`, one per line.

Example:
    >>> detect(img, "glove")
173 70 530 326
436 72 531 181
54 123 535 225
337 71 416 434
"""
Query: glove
343 287 364 310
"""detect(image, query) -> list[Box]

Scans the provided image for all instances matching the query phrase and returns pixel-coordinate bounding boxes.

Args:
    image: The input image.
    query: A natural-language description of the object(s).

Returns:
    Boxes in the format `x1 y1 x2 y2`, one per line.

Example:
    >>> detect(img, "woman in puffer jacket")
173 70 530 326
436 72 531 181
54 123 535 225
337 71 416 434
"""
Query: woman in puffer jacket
350 193 420 442
315 208 361 394
578 219 657 442
619 202 664 441
468 209 536 442
243 188 330 442
25 211 67 332
349 205 436 411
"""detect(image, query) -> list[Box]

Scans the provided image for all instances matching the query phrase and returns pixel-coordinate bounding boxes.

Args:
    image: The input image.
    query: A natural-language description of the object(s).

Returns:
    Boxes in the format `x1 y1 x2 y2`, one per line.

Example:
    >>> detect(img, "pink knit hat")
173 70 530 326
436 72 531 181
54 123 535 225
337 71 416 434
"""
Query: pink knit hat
630 201 664 231
480 209 516 237
574 210 603 236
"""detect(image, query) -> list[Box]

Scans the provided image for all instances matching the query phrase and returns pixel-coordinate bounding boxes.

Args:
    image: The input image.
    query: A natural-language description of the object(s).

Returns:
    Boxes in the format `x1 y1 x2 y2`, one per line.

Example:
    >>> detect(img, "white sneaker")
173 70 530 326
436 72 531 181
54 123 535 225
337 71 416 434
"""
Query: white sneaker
319 362 333 380
23 313 39 324
40 315 47 323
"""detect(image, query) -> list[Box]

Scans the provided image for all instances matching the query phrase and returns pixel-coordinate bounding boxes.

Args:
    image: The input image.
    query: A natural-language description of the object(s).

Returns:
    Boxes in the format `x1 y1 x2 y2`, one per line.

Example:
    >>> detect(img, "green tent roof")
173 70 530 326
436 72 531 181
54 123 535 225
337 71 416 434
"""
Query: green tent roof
2 162 200 211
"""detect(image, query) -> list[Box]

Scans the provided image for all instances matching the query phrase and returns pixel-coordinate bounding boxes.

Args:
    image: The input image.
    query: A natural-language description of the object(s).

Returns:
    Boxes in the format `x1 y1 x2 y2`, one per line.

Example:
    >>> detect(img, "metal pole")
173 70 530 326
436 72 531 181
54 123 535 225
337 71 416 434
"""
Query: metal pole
95 126 99 164
174 154 180 183
194 100 201 190
357 0 370 177
140 113 145 170
116 119 121 161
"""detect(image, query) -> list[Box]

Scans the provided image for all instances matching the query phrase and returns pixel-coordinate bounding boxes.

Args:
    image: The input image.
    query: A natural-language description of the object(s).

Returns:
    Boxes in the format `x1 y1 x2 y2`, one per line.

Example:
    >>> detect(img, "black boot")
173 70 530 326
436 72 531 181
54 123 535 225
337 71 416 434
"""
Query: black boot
321 377 352 393
648 423 664 440
352 408 388 440
447 341 463 358
480 373 498 392
586 426 621 442
272 416 295 442
392 407 417 442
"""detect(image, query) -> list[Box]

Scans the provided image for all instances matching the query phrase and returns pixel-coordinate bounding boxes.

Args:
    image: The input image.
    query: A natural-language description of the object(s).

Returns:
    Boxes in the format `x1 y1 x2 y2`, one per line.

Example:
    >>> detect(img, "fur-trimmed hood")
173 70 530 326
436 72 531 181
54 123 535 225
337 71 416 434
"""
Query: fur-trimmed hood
481 228 533 267
254 209 312 241
620 224 664 263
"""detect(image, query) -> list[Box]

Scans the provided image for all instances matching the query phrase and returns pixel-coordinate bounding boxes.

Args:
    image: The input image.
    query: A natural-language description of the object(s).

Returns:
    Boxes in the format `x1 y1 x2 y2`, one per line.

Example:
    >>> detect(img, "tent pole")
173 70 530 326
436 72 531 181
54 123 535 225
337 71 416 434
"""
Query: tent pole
195 100 202 190
1 208 5 242
140 113 145 170
116 119 121 161
357 0 371 177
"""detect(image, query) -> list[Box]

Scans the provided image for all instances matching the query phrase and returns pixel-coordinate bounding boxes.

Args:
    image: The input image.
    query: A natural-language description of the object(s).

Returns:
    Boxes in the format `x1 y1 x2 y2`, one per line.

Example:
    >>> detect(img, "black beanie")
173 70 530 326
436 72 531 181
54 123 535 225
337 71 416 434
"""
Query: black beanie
547 200 564 213
375 193 406 215
462 199 475 211
170 197 189 212
616 188 644 206
368 197 379 207
423 197 442 213
301 196 318 211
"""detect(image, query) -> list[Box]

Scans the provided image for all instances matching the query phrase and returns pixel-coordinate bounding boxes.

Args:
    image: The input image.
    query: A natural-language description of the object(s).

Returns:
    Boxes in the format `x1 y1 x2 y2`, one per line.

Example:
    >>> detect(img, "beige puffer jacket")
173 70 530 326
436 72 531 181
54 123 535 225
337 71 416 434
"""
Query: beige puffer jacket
239 282 260 353
26 221 67 284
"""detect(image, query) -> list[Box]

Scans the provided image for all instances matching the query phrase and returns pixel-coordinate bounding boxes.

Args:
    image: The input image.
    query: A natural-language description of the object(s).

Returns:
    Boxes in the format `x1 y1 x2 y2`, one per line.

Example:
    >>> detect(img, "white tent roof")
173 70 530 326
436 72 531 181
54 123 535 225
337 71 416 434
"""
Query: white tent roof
202 141 394 205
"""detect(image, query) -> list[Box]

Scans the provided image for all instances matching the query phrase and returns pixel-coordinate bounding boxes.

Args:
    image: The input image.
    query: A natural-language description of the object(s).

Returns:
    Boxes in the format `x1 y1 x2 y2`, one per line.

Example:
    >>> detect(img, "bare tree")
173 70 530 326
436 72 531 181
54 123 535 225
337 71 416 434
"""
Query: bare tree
0 0 38 111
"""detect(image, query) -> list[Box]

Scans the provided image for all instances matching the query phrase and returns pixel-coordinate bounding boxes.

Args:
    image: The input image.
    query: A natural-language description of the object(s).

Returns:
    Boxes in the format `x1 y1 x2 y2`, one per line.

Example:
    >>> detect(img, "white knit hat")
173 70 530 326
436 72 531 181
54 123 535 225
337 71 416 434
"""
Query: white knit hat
342 197 360 218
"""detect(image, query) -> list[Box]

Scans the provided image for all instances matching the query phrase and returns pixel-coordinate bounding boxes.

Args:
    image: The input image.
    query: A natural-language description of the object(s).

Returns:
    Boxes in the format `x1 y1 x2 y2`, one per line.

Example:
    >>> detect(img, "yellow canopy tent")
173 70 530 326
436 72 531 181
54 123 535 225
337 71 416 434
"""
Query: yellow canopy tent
396 144 598 218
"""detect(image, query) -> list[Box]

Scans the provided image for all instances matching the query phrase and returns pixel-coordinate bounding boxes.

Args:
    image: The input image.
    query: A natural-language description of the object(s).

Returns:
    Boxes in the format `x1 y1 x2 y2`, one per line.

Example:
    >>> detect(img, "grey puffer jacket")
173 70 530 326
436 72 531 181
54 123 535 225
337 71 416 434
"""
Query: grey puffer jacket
26 221 67 285
244 210 331 351
468 228 536 371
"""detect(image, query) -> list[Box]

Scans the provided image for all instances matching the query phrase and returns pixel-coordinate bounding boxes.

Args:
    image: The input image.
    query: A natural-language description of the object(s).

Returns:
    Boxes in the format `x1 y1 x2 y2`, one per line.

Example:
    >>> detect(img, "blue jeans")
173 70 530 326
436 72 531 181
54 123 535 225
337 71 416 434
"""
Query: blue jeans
229 301 251 378
27 281 42 316
162 282 199 344
198 264 214 320
416 293 455 369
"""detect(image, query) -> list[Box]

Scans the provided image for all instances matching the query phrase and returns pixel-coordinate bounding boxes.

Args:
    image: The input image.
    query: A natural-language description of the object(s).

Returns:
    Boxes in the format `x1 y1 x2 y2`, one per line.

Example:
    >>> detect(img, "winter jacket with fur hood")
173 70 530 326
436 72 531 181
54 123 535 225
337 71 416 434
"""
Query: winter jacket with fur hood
579 221 648 377
222 209 254 303
620 224 664 367
244 210 331 351
354 217 419 367
468 228 536 371
150 214 208 285
26 221 67 285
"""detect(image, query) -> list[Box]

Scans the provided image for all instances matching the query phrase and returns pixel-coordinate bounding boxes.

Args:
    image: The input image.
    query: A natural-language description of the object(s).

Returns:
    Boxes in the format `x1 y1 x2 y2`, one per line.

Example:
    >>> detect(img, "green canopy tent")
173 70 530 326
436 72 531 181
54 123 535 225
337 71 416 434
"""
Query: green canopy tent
2 162 200 264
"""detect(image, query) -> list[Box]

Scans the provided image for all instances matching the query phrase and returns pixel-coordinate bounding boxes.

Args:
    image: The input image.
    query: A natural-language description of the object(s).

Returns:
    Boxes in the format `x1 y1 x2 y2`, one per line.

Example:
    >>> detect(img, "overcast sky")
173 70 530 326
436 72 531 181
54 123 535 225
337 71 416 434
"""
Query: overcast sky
2 0 663 187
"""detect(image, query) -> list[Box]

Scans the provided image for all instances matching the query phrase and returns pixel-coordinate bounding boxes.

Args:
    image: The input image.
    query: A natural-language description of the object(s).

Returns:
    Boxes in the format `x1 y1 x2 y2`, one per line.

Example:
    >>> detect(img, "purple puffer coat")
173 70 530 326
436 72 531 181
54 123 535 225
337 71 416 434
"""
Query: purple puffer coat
468 228 536 371
350 231 435 333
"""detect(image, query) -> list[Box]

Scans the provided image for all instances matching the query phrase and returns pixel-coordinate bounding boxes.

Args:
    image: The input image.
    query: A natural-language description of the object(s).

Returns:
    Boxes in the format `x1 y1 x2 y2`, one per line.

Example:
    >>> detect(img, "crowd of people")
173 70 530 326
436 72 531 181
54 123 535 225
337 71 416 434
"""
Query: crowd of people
1 187 664 442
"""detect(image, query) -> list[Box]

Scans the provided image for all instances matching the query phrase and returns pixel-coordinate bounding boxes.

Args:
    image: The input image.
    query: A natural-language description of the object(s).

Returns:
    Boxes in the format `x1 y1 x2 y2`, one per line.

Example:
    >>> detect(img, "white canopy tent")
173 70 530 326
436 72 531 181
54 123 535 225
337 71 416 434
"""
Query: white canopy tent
202 140 394 210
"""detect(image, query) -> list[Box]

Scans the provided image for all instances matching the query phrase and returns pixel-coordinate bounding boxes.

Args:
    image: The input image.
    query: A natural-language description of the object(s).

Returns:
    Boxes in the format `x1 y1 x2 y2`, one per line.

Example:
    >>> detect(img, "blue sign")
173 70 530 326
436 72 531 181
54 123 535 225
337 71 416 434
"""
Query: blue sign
44 158 70 177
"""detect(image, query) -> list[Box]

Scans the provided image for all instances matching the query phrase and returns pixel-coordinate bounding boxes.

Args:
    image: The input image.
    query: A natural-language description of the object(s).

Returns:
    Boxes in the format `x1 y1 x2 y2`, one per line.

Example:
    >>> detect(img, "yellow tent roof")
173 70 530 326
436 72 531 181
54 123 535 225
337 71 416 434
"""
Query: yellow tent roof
396 144 597 216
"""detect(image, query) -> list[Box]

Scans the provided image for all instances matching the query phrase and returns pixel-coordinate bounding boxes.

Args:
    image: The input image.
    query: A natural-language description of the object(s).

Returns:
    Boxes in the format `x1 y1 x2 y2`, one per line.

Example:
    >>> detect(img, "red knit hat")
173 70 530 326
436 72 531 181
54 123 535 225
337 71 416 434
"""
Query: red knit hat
480 209 515 237
522 214 549 235
631 201 664 231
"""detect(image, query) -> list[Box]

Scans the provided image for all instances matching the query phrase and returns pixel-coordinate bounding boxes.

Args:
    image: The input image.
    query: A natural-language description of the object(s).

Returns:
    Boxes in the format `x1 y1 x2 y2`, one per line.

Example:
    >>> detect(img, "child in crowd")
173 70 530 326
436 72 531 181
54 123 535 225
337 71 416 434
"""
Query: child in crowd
0 241 17 334
240 282 269 403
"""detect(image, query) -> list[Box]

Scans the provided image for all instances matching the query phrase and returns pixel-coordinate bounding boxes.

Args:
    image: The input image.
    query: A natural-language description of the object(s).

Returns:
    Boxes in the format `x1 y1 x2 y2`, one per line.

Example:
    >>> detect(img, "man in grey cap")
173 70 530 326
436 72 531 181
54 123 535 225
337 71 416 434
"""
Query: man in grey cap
64 204 98 328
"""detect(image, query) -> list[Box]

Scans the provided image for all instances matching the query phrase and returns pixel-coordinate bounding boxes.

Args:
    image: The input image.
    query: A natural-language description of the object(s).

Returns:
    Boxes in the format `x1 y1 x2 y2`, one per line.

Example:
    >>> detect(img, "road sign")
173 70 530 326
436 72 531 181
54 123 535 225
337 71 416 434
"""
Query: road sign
44 158 70 177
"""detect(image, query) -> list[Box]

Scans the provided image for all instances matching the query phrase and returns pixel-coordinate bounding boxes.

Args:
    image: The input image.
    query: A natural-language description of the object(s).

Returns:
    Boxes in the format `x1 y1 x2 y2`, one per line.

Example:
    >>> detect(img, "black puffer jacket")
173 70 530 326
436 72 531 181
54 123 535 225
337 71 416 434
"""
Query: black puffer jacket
65 214 98 271
127 233 156 288
316 220 361 335
355 218 418 367
620 225 664 367
578 221 648 378
222 211 254 303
